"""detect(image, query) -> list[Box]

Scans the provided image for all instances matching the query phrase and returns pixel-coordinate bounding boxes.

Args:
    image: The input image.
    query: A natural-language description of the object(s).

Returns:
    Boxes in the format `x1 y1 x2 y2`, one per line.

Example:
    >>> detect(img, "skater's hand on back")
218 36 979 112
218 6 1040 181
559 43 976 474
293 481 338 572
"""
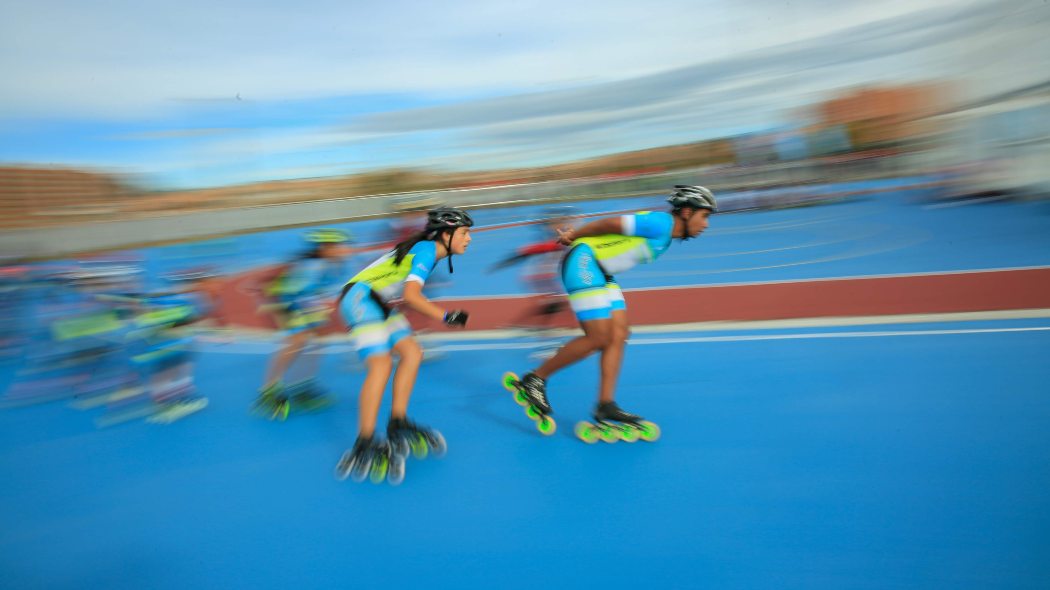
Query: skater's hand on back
443 310 469 328
556 227 575 245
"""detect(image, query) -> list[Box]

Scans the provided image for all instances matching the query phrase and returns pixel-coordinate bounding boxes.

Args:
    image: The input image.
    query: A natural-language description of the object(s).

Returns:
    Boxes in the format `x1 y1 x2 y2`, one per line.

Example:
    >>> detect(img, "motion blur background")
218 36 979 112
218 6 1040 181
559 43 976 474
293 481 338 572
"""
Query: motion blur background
2 0 1048 250
2 1 1049 588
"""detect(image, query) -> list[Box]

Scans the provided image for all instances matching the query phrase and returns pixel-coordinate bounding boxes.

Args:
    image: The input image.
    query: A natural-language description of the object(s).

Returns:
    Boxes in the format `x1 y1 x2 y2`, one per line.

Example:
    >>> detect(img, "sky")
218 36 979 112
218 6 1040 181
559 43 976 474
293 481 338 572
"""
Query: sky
0 0 1047 189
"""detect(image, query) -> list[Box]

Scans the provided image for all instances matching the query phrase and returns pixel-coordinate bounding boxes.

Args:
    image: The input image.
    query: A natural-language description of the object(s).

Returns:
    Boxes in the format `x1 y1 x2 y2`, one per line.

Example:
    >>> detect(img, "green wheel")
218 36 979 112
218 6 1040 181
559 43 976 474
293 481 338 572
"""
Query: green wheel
369 455 389 484
526 405 540 419
536 416 557 436
273 401 290 421
638 421 661 442
502 372 519 392
619 425 641 443
514 391 529 407
598 425 619 444
575 421 598 444
410 433 429 459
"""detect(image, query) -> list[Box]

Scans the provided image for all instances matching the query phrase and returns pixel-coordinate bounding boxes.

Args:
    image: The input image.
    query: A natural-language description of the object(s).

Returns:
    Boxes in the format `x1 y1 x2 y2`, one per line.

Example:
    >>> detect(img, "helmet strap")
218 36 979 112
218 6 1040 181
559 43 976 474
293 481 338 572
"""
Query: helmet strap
676 209 692 241
445 231 455 273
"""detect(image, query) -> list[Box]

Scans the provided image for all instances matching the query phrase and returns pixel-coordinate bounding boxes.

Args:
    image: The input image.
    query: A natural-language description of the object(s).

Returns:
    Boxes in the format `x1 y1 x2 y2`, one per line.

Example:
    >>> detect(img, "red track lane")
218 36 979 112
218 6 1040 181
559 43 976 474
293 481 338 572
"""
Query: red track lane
212 267 1050 333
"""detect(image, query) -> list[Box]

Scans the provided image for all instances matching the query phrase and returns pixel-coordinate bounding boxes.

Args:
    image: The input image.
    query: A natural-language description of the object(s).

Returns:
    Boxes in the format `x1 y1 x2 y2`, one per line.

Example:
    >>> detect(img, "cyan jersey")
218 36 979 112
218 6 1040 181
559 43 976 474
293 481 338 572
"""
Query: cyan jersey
269 257 344 299
573 211 674 274
347 240 437 302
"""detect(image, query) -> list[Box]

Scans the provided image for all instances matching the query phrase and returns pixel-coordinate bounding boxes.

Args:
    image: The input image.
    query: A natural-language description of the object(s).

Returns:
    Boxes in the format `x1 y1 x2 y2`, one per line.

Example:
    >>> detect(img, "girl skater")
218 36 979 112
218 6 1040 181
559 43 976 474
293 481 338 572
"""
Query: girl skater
335 208 474 484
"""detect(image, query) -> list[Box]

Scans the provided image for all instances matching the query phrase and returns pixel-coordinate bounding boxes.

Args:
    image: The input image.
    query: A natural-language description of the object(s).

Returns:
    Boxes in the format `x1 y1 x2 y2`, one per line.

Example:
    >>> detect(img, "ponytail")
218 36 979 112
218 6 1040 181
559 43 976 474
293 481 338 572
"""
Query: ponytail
393 226 458 273
393 230 431 266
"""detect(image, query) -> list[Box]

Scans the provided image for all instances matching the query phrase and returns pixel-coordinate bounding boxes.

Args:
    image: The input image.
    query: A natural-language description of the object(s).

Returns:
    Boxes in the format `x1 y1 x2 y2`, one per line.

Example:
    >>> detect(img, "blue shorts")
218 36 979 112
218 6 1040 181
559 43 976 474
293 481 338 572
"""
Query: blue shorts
280 294 331 334
561 244 626 323
338 283 412 360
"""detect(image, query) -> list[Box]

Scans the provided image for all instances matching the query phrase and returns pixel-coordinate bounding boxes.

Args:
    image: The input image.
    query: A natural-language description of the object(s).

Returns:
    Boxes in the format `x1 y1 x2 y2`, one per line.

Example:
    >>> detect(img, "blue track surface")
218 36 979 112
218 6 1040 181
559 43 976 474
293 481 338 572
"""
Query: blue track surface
2 319 1049 588
128 177 1050 297
4 183 1050 588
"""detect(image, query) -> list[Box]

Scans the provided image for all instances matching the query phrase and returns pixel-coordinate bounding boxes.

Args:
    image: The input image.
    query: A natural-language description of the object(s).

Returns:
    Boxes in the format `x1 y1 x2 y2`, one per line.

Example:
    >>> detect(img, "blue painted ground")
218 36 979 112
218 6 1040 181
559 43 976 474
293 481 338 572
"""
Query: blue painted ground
2 318 1049 589
4 181 1050 588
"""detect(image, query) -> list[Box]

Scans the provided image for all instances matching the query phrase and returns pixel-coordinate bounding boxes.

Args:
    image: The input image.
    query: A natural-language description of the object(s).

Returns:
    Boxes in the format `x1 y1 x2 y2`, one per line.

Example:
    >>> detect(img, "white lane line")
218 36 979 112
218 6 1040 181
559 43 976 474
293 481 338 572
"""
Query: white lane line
440 265 1050 299
198 324 1050 354
194 308 1050 347
430 326 1050 352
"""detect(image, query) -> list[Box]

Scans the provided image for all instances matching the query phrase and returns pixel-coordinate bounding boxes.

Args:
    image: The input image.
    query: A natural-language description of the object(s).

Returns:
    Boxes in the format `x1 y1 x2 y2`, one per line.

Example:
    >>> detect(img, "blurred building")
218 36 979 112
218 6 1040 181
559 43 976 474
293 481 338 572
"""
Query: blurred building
928 81 1050 200
0 167 142 229
813 85 946 150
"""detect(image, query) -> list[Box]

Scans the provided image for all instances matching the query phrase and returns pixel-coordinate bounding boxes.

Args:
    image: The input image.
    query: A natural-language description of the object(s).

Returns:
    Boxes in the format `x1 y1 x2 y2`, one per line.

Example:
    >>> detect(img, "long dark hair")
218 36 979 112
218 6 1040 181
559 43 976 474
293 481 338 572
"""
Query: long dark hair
393 229 434 266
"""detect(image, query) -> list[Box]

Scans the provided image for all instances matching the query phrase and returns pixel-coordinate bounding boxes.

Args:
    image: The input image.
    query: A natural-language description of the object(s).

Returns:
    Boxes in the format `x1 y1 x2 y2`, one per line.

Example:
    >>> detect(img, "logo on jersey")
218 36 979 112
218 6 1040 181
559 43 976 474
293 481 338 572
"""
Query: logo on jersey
578 251 594 284
350 290 366 322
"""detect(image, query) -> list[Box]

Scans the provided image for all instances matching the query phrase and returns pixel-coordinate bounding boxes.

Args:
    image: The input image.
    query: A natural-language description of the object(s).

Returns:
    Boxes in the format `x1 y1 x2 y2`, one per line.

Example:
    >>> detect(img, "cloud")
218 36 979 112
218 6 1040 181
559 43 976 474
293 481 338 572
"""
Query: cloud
3 0 1046 185
110 128 240 141
344 0 1022 138
0 0 990 118
313 0 1041 171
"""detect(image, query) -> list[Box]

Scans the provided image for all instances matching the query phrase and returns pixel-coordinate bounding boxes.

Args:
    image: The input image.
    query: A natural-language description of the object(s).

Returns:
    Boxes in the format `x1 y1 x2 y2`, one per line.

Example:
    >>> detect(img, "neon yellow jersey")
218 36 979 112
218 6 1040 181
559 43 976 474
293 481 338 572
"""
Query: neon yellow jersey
573 211 674 274
348 240 437 302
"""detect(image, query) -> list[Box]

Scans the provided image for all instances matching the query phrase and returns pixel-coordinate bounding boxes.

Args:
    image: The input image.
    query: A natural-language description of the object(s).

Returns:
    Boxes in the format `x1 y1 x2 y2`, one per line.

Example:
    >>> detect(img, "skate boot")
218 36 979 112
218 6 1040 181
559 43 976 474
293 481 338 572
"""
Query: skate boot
251 382 289 421
335 436 401 485
518 372 552 414
501 371 556 435
286 378 334 412
387 416 447 460
148 396 209 424
575 400 661 444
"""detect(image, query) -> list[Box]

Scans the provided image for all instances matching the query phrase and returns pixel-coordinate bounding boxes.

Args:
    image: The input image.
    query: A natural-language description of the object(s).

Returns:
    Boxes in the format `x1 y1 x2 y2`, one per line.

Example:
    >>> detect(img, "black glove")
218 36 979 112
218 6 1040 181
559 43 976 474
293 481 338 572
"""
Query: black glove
443 310 469 328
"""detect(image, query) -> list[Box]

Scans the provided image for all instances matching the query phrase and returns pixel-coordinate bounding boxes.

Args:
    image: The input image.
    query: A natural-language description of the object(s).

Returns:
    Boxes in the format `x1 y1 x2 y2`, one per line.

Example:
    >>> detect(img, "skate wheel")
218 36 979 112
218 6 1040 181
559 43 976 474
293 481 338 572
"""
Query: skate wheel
388 455 405 486
429 431 448 458
272 402 289 421
410 433 429 459
334 451 354 481
536 415 556 436
514 391 529 406
502 372 519 392
350 458 371 483
369 454 389 484
619 425 641 443
598 425 619 444
575 421 598 444
392 438 410 459
525 404 541 419
638 421 661 442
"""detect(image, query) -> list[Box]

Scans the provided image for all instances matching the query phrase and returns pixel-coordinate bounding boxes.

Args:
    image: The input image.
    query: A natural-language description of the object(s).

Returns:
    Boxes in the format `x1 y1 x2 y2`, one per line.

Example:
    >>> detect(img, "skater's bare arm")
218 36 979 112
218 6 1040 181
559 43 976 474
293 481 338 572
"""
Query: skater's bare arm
558 217 624 244
402 280 447 321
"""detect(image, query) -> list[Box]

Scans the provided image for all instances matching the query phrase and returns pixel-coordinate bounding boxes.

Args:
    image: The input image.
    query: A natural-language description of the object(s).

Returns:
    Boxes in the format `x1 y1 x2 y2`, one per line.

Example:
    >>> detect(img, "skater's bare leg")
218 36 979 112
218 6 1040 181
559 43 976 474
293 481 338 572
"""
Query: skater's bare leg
390 337 423 419
263 329 313 387
598 309 629 403
534 318 613 379
358 353 393 437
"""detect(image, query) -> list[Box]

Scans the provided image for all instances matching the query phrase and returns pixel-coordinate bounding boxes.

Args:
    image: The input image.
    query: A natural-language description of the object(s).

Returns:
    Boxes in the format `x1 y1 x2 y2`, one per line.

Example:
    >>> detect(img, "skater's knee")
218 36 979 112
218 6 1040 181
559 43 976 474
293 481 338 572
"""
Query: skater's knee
395 339 423 364
588 329 615 349
614 325 630 345
365 353 393 372
286 331 312 350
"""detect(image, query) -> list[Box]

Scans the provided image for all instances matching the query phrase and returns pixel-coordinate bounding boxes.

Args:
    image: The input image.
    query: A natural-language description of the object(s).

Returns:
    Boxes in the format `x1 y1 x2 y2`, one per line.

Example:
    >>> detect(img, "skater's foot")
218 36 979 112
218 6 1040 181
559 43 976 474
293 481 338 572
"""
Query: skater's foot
595 400 642 424
387 416 447 459
252 383 289 420
335 436 397 484
520 372 552 414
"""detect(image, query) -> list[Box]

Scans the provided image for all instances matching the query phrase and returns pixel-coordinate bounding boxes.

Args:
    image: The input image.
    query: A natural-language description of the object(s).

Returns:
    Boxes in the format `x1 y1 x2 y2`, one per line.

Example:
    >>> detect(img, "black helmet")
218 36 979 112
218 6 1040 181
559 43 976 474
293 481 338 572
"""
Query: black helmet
668 185 717 212
425 207 474 238
425 207 474 274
